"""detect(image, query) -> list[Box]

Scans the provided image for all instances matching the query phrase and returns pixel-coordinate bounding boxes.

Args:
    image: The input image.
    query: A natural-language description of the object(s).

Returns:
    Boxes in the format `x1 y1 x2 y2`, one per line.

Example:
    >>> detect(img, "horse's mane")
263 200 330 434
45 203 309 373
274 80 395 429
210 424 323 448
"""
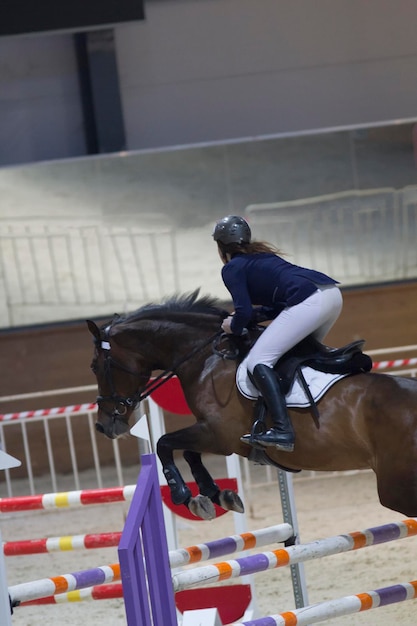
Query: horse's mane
112 289 229 326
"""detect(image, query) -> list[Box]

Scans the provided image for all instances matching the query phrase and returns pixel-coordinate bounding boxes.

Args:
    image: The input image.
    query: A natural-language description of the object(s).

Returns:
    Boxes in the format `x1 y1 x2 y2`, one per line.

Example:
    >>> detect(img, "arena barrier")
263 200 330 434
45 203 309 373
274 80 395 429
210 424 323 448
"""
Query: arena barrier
372 356 417 370
0 403 96 423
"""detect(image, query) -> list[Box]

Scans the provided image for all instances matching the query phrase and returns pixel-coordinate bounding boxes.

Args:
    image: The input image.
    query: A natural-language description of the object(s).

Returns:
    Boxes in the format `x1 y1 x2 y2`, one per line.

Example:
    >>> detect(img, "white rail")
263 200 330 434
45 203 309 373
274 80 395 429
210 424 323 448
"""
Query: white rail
0 398 144 498
1 186 417 327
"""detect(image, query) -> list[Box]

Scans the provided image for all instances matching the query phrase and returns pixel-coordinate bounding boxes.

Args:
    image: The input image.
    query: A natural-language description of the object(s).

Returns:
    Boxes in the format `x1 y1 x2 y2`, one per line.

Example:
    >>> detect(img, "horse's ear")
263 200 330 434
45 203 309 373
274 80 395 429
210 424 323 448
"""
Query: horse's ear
86 319 101 341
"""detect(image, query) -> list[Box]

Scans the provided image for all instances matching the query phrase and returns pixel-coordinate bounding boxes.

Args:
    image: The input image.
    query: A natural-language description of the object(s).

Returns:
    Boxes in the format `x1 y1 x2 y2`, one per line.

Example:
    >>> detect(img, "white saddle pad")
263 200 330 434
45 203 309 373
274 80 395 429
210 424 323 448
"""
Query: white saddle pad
236 359 348 407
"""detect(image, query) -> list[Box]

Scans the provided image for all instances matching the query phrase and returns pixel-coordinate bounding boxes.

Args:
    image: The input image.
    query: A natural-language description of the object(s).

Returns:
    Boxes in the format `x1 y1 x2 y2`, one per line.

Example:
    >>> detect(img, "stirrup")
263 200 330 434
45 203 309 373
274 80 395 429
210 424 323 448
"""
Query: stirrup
240 433 267 451
240 418 268 450
250 428 295 452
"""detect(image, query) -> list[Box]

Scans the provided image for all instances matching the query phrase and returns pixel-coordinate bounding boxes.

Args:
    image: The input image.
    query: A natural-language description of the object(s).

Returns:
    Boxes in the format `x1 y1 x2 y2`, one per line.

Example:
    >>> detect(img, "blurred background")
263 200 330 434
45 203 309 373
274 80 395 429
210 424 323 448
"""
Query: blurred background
1 0 417 329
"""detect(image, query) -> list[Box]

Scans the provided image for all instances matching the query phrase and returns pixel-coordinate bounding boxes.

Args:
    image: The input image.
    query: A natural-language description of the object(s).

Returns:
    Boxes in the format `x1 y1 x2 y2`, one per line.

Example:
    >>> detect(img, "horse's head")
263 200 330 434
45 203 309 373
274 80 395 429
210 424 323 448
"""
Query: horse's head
86 318 152 439
87 291 230 439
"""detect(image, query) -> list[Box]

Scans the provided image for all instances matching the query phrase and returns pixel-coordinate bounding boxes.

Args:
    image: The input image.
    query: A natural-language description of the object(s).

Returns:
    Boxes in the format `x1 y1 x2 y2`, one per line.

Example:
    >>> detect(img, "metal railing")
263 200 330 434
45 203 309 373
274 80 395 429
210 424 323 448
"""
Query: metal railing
245 186 417 284
1 186 417 328
0 386 144 497
0 214 180 327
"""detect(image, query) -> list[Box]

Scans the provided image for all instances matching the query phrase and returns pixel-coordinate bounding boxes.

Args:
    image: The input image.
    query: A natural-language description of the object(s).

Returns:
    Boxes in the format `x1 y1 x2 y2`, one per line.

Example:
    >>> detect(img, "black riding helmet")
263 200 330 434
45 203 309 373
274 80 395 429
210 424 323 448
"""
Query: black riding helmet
212 215 251 245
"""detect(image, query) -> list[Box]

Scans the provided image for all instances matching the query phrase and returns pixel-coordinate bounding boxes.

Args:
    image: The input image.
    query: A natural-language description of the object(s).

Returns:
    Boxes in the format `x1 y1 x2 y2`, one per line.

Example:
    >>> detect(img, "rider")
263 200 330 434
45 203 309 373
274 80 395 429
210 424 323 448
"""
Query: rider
213 215 342 452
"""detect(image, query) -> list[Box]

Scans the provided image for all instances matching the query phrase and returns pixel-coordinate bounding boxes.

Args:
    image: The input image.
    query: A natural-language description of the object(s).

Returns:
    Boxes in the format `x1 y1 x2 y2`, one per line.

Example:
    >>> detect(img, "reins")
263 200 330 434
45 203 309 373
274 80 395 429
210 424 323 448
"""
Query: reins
136 330 223 403
97 330 223 416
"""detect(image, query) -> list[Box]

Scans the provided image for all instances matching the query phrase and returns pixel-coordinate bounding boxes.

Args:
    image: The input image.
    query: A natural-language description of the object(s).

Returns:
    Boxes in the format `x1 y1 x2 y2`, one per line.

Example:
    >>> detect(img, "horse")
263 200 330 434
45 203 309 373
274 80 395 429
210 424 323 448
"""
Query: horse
87 290 417 521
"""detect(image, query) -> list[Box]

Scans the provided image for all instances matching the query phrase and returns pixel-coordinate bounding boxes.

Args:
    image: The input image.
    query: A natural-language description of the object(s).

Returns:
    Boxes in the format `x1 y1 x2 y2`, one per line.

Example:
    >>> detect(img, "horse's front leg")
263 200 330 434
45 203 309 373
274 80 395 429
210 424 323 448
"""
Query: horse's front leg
183 450 244 516
157 433 216 520
156 423 243 520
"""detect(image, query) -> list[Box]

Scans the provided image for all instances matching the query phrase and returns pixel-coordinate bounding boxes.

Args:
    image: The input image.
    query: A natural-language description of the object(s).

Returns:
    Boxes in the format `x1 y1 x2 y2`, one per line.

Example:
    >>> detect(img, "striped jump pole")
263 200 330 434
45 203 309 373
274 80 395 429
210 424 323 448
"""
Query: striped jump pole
0 403 97 423
0 485 136 513
9 563 120 606
170 523 292 568
19 583 124 606
372 357 417 370
3 532 122 556
172 518 417 592
232 580 417 625
3 524 293 559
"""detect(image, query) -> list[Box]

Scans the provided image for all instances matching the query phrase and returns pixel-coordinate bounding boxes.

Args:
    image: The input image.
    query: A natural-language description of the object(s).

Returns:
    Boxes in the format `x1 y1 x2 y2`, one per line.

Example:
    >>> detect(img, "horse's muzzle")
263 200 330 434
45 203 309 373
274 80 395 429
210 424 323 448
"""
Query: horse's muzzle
95 418 129 439
95 422 106 435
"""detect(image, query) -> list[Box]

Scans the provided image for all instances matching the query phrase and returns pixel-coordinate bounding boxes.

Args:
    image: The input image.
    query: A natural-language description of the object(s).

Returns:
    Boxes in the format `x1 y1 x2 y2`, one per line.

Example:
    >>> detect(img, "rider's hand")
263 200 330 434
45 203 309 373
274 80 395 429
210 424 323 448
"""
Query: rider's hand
221 316 234 334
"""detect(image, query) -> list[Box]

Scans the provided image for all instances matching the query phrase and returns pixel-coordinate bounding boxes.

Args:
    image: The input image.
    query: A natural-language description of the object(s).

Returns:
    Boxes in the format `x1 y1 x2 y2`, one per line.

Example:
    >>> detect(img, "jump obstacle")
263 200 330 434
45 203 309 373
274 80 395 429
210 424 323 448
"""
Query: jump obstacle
116 454 417 626
3 523 292 561
20 583 124 605
7 524 292 605
231 580 417 625
171 518 417 591
3 379 297 623
5 369 417 624
4 453 417 623
0 484 136 512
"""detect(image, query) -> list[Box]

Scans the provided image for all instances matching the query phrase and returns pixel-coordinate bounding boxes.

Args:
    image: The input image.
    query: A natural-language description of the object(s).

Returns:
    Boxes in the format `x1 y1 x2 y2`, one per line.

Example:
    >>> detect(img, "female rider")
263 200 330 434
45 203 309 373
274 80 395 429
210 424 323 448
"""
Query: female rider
213 215 342 452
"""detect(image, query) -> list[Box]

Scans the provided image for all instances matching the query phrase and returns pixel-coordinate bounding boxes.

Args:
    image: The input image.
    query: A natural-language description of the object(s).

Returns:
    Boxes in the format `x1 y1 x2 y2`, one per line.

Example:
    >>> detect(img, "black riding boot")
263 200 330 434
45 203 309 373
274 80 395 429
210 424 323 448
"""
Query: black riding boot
241 364 295 452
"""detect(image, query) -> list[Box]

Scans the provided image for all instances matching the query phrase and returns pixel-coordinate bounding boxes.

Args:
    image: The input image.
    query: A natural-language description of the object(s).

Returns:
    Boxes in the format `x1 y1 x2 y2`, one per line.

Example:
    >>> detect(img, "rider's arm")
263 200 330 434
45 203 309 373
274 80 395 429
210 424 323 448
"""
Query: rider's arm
221 263 253 335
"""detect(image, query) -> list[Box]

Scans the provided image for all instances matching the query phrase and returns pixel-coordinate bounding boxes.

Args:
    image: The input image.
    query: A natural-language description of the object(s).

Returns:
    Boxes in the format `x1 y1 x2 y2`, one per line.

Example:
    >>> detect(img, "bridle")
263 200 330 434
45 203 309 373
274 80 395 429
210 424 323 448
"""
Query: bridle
95 330 223 422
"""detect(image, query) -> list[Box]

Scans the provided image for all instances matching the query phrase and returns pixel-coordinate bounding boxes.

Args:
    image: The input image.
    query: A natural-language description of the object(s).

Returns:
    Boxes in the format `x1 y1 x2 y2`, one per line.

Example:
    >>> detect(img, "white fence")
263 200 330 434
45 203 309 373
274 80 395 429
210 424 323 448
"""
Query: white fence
1 186 417 327
0 213 180 327
0 387 145 497
245 186 417 285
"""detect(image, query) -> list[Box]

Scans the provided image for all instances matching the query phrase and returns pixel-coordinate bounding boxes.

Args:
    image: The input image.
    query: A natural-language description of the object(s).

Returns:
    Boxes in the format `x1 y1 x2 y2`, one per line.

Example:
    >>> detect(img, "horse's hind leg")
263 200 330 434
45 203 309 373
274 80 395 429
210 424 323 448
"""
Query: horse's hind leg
183 450 244 516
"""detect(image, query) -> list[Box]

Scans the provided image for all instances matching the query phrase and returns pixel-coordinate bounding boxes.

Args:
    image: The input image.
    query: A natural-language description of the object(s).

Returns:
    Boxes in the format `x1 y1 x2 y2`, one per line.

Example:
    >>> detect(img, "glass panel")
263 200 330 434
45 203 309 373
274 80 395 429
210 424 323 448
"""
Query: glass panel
1 122 416 327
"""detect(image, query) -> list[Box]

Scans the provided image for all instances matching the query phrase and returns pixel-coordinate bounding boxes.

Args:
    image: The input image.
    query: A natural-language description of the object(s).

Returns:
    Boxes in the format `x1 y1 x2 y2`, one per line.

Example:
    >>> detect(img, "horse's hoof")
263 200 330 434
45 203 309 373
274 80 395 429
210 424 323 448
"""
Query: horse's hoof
188 495 216 520
218 489 245 514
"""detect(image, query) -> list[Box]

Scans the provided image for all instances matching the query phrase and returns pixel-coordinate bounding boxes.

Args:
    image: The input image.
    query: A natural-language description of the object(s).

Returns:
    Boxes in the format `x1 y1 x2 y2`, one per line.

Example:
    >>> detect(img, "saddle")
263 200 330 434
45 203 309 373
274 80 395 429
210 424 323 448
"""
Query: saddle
213 327 373 384
272 335 373 395
215 327 372 421
213 329 373 474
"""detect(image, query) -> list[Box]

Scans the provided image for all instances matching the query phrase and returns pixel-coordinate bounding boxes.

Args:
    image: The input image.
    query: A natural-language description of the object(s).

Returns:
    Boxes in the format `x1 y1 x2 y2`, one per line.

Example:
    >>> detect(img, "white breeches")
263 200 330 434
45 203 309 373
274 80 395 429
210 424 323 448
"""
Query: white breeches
246 285 343 374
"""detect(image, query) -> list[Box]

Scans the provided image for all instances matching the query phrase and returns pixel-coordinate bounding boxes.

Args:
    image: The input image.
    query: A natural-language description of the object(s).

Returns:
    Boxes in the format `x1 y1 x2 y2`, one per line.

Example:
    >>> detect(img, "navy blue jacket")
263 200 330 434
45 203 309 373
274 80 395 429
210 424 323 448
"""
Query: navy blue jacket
221 253 338 335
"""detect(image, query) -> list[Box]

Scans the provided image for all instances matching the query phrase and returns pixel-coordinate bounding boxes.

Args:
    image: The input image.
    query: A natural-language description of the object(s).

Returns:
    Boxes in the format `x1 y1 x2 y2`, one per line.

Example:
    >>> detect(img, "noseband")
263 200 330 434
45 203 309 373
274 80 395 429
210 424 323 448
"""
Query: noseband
96 348 144 420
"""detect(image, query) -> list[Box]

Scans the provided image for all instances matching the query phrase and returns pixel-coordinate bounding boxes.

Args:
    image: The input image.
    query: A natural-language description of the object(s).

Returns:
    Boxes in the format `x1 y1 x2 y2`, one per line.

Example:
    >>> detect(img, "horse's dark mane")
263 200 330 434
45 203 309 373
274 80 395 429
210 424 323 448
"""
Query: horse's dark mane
112 290 229 326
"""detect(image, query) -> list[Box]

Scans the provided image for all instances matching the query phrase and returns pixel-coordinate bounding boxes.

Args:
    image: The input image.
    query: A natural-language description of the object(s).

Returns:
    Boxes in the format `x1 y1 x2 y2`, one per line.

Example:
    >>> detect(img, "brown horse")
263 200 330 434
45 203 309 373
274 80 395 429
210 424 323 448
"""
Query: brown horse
87 291 417 520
